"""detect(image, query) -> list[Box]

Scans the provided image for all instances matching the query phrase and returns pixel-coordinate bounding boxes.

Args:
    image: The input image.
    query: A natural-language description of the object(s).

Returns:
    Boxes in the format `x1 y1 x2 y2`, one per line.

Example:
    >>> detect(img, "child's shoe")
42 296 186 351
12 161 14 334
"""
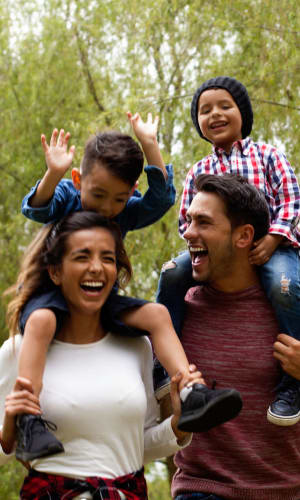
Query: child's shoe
267 380 300 426
178 383 243 433
16 414 64 461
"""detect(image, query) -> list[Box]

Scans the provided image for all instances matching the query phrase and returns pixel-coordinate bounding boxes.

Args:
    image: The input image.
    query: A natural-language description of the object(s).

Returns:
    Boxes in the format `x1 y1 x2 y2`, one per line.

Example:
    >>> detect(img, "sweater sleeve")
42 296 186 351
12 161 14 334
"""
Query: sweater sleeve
142 338 191 463
0 337 20 464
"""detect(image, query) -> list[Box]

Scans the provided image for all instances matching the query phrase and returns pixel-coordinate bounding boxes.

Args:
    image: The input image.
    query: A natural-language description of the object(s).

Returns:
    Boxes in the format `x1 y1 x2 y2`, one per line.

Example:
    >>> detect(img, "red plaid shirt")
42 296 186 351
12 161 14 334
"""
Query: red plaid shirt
179 138 300 247
20 467 147 499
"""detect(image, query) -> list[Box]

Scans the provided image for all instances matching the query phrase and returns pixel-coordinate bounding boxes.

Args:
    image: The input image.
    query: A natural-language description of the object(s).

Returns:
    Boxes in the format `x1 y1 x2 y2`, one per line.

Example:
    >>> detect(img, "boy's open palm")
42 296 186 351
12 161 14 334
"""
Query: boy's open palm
41 128 75 175
127 111 159 143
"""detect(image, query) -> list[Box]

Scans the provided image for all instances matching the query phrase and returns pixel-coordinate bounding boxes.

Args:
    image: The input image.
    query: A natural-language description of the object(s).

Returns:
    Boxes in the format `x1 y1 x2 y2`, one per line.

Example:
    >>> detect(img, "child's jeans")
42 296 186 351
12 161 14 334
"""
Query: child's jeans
156 250 195 336
260 246 300 387
154 246 300 391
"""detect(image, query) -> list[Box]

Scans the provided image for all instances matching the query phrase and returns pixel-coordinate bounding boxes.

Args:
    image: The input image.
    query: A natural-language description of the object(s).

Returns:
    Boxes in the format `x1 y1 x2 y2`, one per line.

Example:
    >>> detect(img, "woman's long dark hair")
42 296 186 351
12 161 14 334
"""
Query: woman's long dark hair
5 212 132 335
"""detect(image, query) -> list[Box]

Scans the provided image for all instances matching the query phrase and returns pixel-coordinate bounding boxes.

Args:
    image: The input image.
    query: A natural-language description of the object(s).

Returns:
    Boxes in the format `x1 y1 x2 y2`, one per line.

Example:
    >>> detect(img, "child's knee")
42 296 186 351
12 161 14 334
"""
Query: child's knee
159 257 190 287
162 260 176 272
266 274 299 308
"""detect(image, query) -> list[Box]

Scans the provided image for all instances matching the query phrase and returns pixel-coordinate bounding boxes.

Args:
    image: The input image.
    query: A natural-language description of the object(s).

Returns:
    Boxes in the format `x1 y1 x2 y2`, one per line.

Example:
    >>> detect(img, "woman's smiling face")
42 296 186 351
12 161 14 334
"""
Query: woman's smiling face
49 227 118 317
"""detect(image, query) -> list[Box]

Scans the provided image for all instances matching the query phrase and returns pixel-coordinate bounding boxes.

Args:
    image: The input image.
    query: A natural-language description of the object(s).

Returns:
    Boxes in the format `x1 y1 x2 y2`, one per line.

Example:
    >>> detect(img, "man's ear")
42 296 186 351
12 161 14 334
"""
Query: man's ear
48 266 61 286
129 181 138 197
72 168 81 190
234 224 255 249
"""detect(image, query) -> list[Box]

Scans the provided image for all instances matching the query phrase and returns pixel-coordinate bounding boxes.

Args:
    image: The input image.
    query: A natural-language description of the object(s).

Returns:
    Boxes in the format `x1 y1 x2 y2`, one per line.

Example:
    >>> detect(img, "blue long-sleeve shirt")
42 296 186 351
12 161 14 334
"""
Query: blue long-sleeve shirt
22 165 176 238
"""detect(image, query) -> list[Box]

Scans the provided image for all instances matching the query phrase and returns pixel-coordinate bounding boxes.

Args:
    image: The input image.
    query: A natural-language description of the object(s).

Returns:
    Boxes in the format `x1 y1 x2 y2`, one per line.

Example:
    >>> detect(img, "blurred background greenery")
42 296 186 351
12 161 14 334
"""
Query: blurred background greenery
1 0 300 496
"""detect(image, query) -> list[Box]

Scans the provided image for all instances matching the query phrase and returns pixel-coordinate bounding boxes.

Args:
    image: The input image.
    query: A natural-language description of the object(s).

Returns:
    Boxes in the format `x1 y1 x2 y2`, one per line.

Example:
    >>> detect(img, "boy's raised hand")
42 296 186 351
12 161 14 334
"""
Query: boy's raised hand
127 112 159 144
41 128 75 176
127 111 167 179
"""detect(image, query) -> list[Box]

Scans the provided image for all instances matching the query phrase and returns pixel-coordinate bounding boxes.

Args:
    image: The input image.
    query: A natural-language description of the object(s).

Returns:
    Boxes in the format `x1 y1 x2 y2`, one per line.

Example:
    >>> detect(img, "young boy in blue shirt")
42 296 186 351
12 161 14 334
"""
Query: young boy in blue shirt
155 76 300 428
16 112 242 462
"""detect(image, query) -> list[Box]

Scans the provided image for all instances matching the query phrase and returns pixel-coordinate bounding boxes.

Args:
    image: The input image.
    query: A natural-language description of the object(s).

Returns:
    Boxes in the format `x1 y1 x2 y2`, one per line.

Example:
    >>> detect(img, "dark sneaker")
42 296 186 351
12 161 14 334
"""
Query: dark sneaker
178 383 243 433
153 359 171 401
16 414 64 461
267 382 300 426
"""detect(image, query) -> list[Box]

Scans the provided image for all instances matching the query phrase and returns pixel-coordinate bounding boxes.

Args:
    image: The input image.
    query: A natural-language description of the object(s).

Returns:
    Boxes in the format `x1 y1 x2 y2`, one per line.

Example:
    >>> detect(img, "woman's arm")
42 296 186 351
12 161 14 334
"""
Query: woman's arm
142 338 202 463
1 377 41 454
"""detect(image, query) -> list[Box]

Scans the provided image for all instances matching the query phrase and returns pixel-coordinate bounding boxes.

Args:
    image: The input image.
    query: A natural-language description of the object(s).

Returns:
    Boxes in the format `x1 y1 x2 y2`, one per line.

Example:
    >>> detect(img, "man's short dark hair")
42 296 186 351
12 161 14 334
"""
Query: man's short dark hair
194 173 270 241
81 131 144 186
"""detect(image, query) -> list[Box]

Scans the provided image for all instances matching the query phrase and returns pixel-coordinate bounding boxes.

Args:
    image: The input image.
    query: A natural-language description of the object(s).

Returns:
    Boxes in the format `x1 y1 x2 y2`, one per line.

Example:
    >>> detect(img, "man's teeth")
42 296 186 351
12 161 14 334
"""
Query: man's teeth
189 247 206 252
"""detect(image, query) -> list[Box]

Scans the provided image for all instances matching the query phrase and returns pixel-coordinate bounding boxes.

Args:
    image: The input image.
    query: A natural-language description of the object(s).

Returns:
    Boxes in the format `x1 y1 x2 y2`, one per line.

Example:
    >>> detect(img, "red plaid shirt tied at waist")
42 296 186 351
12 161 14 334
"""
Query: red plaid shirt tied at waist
20 467 147 500
179 137 300 247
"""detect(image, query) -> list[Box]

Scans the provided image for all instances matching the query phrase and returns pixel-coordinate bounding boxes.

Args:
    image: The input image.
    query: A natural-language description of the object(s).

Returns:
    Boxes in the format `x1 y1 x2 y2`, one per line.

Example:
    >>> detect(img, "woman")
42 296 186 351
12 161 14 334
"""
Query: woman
0 211 199 499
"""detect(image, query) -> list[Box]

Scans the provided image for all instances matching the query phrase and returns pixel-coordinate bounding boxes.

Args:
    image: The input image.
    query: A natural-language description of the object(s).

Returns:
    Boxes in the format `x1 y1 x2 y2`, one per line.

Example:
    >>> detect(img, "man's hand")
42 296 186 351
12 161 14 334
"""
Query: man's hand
249 234 283 266
170 365 204 443
41 128 75 176
273 334 300 380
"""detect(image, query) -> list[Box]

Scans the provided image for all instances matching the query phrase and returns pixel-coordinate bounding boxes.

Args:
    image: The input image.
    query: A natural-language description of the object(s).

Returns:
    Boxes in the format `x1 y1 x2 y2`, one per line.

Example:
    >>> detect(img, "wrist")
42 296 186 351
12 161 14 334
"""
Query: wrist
171 415 191 443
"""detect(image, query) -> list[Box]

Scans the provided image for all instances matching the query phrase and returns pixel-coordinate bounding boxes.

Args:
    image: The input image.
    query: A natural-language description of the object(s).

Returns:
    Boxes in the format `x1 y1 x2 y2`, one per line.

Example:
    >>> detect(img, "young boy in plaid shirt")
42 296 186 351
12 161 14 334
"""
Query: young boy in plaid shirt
156 76 300 426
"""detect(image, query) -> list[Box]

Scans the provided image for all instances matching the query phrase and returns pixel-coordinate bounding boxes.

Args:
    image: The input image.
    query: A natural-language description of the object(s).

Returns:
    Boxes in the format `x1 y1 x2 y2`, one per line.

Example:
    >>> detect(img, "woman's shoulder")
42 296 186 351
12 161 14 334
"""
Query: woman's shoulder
108 333 153 362
109 333 151 350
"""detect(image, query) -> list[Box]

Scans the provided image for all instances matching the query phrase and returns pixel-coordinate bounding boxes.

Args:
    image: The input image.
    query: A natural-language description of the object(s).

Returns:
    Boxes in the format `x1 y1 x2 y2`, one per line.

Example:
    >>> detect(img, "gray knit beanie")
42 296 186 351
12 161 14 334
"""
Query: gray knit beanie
191 76 253 141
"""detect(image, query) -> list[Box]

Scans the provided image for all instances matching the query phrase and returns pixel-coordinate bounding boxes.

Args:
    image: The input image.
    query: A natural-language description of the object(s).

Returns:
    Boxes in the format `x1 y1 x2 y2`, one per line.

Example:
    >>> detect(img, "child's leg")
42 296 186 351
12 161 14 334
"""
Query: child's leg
260 246 300 425
19 309 57 396
16 289 67 461
121 302 243 432
121 302 200 390
156 250 195 335
154 251 195 395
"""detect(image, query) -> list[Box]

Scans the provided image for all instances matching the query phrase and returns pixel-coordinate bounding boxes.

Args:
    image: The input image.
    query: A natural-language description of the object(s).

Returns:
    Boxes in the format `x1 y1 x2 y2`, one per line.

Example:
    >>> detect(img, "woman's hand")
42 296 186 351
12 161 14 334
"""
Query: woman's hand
170 364 204 443
1 377 41 454
5 377 41 418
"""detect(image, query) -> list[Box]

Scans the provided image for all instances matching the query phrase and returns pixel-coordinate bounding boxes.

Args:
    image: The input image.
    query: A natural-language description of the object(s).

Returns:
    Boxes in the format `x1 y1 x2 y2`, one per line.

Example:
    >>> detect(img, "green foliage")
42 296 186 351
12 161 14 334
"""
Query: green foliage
1 0 300 494
0 460 26 499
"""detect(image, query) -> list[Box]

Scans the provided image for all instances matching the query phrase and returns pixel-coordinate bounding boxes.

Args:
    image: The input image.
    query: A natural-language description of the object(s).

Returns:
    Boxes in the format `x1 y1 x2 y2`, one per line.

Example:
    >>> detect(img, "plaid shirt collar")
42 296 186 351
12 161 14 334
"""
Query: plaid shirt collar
212 136 252 158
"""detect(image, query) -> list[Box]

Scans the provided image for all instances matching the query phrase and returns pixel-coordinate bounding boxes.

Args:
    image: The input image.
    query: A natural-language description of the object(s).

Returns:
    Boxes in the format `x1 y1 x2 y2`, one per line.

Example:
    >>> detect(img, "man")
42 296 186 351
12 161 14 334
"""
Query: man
172 174 300 500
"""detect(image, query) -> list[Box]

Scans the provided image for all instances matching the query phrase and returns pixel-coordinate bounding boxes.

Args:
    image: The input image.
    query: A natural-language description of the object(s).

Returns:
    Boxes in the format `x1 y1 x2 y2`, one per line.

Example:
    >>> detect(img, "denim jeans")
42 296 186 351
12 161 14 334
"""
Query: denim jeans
260 246 300 339
156 250 194 335
260 246 300 386
175 494 227 500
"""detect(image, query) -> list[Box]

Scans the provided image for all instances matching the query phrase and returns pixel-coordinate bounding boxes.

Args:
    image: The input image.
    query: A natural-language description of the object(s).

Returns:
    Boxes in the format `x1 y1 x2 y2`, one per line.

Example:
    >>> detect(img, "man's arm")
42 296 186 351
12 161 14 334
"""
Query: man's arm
30 128 75 207
127 112 167 179
273 333 300 380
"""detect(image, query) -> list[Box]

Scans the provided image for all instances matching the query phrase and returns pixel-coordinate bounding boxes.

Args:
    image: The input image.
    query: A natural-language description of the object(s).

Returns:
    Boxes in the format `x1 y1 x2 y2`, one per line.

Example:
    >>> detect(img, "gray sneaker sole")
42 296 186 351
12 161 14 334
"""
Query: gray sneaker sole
267 406 300 426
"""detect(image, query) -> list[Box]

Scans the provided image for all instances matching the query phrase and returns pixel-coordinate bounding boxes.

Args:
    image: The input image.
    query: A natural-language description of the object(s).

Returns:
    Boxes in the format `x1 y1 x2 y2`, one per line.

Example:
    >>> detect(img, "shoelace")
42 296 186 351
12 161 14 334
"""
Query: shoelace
31 416 58 434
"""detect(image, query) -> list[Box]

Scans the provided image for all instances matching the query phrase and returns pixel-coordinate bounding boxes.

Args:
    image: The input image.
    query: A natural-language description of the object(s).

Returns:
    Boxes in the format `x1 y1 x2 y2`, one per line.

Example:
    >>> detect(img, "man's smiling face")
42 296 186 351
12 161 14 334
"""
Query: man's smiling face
184 191 237 287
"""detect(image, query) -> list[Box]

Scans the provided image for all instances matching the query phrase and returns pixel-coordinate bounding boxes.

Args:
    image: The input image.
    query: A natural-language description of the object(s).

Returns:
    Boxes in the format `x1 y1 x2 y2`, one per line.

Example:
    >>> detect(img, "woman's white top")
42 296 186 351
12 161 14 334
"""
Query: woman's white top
0 334 189 478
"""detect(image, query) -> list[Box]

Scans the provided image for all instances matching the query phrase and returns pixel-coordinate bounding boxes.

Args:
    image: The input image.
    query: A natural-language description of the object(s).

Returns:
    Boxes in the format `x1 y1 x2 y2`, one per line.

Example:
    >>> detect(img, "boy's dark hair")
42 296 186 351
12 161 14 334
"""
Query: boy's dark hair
191 76 253 141
195 173 269 241
81 131 144 186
